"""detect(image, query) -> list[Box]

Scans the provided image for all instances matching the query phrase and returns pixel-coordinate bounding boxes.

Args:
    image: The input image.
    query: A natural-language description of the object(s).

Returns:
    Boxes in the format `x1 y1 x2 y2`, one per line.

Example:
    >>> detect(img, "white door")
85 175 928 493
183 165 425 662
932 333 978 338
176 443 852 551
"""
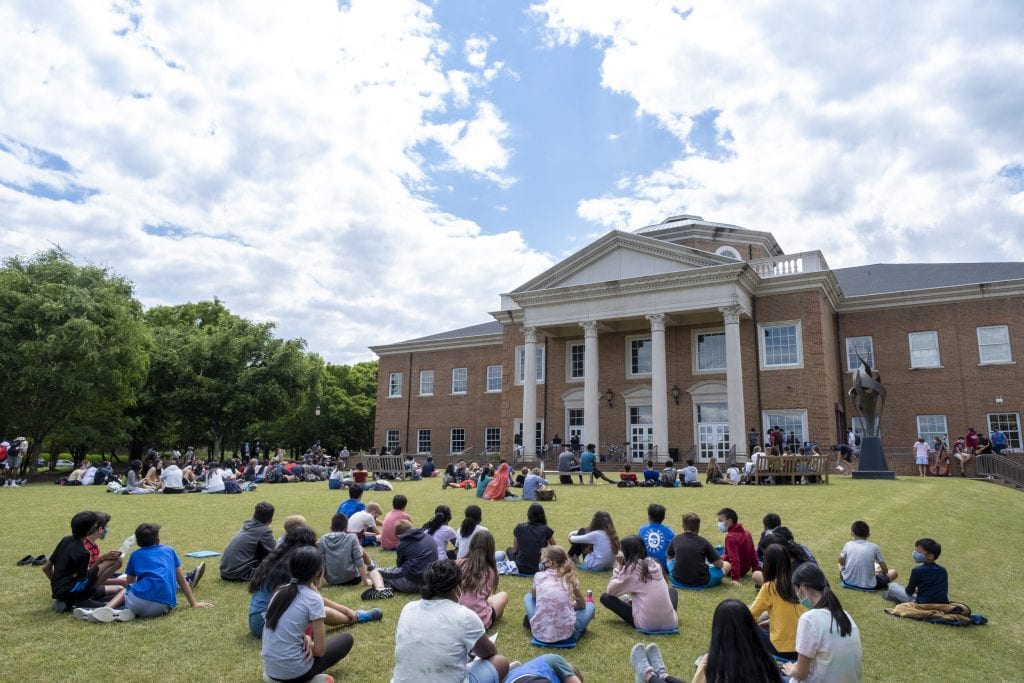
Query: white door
566 408 584 449
629 406 654 461
697 403 730 462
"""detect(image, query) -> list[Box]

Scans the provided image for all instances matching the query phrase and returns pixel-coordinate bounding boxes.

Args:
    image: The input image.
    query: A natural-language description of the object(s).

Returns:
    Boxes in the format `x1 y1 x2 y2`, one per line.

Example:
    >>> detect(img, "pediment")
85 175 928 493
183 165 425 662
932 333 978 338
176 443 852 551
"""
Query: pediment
511 231 734 293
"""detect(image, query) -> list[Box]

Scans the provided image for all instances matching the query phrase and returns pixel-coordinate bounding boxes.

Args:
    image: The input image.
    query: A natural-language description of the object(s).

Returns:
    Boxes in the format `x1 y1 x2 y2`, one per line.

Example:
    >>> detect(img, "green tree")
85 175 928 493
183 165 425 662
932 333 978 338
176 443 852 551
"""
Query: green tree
0 249 151 472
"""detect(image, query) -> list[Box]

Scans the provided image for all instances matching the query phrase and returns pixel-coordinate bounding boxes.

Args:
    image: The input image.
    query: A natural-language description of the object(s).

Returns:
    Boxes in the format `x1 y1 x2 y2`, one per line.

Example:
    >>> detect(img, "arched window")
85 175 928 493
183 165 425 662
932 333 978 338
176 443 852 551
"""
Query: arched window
715 245 742 260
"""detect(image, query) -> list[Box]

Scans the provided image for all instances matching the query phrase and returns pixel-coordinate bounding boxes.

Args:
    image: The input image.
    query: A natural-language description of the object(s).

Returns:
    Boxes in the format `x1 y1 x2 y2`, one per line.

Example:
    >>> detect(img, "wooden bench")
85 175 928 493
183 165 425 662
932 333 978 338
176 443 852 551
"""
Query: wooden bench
362 454 405 479
753 455 829 485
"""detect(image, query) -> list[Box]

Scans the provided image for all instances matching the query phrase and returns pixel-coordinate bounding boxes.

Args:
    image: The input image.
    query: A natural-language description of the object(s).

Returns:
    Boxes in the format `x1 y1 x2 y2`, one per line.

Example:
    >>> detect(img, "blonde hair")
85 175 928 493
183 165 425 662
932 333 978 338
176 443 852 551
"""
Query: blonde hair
283 515 307 532
540 545 578 593
365 502 382 516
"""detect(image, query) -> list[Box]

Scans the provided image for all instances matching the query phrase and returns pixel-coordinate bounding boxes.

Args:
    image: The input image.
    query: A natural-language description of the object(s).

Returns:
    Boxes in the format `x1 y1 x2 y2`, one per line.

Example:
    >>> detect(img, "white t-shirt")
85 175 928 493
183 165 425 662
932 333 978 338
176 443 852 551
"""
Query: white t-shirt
455 524 488 560
795 608 863 683
160 465 184 489
205 469 225 493
726 466 741 483
680 466 698 483
261 585 326 680
391 599 485 683
839 539 884 589
430 525 458 560
81 466 97 486
348 510 378 535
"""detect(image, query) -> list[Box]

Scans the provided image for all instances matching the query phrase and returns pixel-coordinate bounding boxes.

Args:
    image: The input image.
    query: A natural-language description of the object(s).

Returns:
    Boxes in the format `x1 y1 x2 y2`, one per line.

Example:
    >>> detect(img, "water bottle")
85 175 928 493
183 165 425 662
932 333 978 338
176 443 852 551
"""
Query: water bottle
586 589 593 603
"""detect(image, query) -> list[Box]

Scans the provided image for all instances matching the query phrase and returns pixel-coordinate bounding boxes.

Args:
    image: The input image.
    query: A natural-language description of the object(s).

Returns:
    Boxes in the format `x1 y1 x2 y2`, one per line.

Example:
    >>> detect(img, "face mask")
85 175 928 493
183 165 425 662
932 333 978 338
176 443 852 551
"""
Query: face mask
912 551 926 563
100 528 109 540
539 562 547 572
799 596 814 609
717 521 728 533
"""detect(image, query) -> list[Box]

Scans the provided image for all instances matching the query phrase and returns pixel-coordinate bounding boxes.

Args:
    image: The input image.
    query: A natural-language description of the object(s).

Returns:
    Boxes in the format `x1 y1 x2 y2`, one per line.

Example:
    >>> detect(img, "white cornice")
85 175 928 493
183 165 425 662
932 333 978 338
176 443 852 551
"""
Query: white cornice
755 271 843 310
838 280 1024 312
639 223 784 256
370 334 503 356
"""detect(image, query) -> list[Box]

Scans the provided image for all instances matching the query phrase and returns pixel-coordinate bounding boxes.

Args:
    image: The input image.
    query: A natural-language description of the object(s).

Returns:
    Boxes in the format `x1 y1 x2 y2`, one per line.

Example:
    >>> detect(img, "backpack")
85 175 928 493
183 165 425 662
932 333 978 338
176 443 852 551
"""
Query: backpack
854 434 862 446
660 470 676 488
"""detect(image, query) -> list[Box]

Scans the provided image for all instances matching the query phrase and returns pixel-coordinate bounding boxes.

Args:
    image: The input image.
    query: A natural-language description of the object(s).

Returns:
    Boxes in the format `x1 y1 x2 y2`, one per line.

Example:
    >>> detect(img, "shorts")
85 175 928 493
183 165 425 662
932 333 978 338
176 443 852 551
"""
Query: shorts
467 658 500 683
667 561 724 588
915 455 928 465
57 567 101 606
124 591 172 618
379 568 420 594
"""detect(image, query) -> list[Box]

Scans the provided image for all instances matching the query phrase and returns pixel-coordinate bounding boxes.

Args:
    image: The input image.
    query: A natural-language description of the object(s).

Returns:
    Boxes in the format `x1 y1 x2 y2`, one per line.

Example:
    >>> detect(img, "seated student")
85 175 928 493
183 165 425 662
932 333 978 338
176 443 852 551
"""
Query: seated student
521 468 549 501
320 512 391 594
557 447 582 485
505 503 555 575
838 520 897 590
580 443 614 484
749 545 806 660
261 547 355 683
420 455 436 478
618 463 639 484
380 495 412 551
93 461 114 486
507 655 583 683
725 464 742 485
758 513 782 561
512 466 529 488
392 560 510 683
659 460 677 488
402 454 417 479
754 528 817 587
44 511 123 612
336 486 366 518
351 462 370 489
80 462 98 486
484 463 513 500
221 502 276 581
455 505 488 560
250 525 318 637
124 460 155 494
75 522 213 621
276 515 308 547
666 512 730 589
524 546 595 644
679 460 701 487
374 520 437 596
84 512 143 591
784 563 863 682
679 599 783 683
456 530 509 630
706 458 727 485
441 463 458 489
883 537 948 605
66 462 87 486
423 504 458 560
159 459 185 493
718 507 760 586
567 510 620 571
203 463 227 493
638 503 675 571
347 503 383 547
642 460 661 486
600 536 679 632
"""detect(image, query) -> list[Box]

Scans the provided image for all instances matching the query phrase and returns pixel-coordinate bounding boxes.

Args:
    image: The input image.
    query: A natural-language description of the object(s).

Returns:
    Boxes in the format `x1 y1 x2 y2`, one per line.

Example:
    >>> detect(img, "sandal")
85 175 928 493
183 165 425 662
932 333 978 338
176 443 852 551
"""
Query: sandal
31 555 47 565
16 554 33 566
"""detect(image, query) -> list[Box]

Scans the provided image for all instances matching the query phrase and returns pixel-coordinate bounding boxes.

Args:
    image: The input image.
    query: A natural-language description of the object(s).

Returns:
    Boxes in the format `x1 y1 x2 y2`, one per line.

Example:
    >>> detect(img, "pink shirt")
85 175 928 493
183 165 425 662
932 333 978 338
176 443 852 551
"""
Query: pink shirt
380 510 411 550
530 570 577 643
456 561 497 628
605 558 679 631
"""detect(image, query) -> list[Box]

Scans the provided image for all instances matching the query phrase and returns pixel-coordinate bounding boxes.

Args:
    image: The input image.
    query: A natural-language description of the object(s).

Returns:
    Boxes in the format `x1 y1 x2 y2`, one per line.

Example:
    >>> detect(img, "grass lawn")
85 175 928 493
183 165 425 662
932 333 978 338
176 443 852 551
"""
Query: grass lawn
5 475 1022 682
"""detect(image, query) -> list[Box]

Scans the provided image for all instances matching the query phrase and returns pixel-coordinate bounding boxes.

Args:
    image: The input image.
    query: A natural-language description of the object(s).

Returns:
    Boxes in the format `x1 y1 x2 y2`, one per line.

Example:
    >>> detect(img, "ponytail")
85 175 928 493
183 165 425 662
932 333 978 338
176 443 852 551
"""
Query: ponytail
424 504 452 535
264 546 322 632
459 505 482 539
792 562 852 638
264 580 300 631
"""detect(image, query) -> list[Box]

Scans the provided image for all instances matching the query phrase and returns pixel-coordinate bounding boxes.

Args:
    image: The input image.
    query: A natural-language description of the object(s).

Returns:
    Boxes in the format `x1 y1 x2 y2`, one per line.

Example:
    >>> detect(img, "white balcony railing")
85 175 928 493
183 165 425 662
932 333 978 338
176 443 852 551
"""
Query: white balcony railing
749 251 827 279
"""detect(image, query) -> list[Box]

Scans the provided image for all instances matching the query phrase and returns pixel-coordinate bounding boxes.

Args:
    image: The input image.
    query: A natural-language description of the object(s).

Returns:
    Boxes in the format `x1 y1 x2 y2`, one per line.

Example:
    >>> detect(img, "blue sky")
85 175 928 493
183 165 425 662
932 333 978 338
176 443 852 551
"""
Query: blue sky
1 1 1022 362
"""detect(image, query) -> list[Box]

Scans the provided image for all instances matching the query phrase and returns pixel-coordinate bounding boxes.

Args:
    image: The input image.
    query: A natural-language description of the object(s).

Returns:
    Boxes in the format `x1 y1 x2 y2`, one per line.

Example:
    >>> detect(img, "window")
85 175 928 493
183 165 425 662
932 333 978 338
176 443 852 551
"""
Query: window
908 331 940 368
568 342 585 380
450 428 466 454
759 322 802 368
845 336 875 371
515 345 545 384
629 336 652 376
486 365 503 392
484 427 501 453
388 372 403 397
988 413 1022 450
851 417 867 440
451 367 467 394
567 408 584 428
977 325 1012 364
418 370 434 396
385 429 400 451
416 429 432 454
916 415 947 444
762 411 808 448
715 245 742 260
695 330 726 373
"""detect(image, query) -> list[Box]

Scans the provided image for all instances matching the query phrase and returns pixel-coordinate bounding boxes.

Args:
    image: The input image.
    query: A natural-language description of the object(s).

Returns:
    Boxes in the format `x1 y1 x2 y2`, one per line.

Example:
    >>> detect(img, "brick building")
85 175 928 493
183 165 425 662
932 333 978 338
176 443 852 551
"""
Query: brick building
370 215 1024 463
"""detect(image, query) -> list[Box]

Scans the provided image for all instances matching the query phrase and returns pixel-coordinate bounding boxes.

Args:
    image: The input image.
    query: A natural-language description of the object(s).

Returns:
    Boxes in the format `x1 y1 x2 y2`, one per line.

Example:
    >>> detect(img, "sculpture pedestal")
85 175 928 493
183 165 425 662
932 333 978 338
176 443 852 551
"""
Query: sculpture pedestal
852 436 896 479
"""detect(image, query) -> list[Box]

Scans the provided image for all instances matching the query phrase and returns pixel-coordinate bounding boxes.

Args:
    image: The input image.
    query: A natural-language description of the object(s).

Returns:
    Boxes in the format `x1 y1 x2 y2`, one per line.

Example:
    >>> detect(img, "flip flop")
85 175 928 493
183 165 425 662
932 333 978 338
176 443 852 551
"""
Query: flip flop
31 555 47 565
16 554 33 566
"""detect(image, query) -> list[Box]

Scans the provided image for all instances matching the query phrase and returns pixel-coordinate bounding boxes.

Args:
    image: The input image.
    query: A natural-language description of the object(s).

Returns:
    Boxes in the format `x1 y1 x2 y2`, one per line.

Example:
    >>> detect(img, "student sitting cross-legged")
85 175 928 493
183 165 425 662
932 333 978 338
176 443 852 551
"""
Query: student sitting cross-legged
44 511 124 613
883 537 948 605
666 512 731 589
373 520 438 597
567 510 620 571
749 544 807 661
783 563 863 682
320 513 391 596
600 535 679 632
456 529 509 630
838 520 898 591
524 546 596 644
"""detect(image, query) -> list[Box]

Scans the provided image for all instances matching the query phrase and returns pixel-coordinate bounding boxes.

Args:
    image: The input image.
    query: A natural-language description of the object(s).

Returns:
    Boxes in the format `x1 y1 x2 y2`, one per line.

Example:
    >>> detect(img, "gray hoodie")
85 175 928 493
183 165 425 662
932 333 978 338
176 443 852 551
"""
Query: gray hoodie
320 531 363 585
220 518 275 580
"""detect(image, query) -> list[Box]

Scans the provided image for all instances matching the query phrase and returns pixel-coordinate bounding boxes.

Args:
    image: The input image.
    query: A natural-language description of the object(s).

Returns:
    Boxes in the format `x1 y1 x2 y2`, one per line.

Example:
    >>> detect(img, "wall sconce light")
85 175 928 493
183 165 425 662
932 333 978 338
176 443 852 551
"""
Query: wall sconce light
604 388 615 408
996 395 1005 405
671 384 681 405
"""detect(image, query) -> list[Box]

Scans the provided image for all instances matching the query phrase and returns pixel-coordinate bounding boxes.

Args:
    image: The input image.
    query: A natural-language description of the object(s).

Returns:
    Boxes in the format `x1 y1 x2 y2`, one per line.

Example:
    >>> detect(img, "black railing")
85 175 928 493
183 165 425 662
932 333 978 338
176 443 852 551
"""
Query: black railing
975 453 1024 488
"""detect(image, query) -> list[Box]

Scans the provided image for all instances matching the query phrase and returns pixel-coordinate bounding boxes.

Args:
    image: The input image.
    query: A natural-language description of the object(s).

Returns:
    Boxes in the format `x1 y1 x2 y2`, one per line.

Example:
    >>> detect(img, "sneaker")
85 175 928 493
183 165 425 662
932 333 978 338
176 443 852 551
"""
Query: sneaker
630 643 652 683
361 587 393 600
114 608 136 622
355 608 383 623
52 600 68 614
91 606 117 623
186 562 206 589
72 607 98 622
645 643 668 678
509 661 522 670
309 675 334 683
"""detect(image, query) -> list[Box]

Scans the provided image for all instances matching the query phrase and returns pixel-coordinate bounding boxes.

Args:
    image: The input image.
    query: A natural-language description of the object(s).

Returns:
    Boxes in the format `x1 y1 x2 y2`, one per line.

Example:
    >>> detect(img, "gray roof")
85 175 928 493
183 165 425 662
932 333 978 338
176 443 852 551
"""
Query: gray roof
834 263 1024 297
398 320 502 344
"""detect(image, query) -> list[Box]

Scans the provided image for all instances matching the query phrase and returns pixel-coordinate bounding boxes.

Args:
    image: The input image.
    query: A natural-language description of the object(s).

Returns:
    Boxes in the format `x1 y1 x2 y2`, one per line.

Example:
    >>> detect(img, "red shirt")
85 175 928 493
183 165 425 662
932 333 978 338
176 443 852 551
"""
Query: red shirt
965 432 980 450
84 538 100 568
722 522 760 581
353 470 368 484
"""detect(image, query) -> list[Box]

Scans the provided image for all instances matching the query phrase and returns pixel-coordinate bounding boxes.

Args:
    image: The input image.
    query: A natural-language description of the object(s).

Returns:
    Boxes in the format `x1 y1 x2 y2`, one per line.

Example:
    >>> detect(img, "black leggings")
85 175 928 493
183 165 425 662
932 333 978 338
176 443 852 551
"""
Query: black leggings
599 588 678 628
567 528 589 559
277 633 354 683
756 625 796 661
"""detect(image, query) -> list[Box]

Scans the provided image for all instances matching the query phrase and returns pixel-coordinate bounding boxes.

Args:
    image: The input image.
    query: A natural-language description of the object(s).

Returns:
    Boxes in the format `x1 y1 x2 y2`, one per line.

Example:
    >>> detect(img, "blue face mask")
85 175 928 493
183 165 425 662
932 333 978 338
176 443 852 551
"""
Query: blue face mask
717 521 728 533
912 551 926 563
799 596 814 609
100 528 108 540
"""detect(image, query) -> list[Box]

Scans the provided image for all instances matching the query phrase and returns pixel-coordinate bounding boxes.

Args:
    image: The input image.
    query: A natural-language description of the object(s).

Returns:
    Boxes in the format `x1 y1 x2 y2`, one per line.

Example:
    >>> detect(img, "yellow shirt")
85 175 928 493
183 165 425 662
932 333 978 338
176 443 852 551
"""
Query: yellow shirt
749 581 807 653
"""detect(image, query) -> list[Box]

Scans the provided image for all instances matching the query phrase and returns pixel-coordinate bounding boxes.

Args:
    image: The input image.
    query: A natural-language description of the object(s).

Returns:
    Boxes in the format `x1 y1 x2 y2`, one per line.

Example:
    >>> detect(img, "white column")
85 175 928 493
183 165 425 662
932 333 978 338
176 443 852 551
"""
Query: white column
647 314 668 458
581 321 600 449
522 327 538 458
721 305 747 458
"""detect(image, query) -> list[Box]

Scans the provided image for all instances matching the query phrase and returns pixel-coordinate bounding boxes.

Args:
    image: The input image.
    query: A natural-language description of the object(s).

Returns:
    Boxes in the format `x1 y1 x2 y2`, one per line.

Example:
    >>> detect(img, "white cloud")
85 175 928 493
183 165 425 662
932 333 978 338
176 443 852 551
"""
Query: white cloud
533 1 1024 266
0 0 545 363
464 36 490 68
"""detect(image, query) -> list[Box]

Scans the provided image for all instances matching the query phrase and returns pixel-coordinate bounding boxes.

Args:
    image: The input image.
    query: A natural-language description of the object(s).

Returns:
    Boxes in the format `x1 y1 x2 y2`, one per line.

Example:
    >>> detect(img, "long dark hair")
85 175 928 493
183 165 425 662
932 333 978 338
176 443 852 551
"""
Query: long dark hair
249 525 317 594
762 544 798 603
620 535 653 583
421 559 462 600
527 503 547 525
459 505 482 539
458 529 498 595
588 510 620 553
792 563 853 637
759 527 811 567
424 504 452 535
705 599 783 683
264 546 322 631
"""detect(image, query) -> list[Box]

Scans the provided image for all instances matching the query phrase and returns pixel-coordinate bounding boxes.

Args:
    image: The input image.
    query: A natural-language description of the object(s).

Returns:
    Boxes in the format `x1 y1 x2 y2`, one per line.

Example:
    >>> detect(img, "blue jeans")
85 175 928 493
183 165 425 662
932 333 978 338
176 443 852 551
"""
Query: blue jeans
523 593 595 642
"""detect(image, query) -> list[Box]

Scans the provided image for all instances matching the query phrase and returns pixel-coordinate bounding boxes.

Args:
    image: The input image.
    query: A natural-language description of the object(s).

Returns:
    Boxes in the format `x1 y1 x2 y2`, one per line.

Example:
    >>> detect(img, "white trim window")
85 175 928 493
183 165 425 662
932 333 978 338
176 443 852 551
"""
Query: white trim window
759 322 803 369
567 341 585 381
385 429 400 451
416 429 432 454
762 410 808 449
450 428 466 454
486 365 503 392
845 336 875 372
715 245 742 260
851 417 868 440
977 325 1012 364
988 413 1022 450
515 345 545 385
916 415 947 444
451 367 468 394
388 372 403 398
694 329 726 373
908 331 940 368
484 427 501 453
627 336 653 377
419 370 434 396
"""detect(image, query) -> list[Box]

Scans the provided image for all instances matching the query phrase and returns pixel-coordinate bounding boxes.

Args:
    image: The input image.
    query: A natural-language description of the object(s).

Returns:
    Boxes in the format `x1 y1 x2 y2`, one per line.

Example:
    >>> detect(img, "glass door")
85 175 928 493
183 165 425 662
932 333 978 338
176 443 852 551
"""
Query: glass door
629 406 654 461
697 402 730 462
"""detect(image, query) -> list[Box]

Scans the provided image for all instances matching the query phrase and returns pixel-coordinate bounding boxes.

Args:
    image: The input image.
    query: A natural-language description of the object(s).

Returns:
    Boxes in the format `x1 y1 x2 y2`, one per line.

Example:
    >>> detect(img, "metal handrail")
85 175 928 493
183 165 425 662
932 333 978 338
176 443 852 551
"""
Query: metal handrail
975 453 1024 487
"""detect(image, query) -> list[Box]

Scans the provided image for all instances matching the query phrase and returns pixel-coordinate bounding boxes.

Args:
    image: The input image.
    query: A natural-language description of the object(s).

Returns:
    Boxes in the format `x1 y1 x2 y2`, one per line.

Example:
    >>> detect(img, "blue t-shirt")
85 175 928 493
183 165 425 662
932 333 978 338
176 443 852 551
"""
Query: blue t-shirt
580 450 596 473
507 654 576 682
638 522 676 568
642 468 660 482
337 499 366 517
907 562 948 604
421 461 435 477
126 544 181 607
522 473 547 500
